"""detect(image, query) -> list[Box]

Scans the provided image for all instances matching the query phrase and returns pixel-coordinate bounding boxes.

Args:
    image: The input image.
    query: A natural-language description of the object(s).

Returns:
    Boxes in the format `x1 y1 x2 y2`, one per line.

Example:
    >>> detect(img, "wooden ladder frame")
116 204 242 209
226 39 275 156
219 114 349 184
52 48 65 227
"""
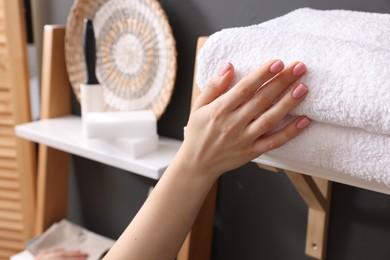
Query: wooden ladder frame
177 36 332 260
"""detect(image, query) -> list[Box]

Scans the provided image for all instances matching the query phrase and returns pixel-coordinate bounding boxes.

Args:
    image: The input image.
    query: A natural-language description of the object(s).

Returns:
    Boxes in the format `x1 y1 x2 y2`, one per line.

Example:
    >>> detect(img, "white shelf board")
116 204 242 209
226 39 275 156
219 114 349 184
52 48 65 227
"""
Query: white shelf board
253 153 390 196
15 116 390 195
15 115 182 180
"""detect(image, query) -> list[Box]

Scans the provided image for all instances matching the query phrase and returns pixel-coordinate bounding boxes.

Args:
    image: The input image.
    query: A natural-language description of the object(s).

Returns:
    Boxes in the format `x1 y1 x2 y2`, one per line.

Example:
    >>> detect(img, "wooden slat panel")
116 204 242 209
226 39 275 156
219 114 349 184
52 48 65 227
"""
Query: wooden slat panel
0 41 6 56
0 0 4 16
0 100 11 114
0 239 24 251
0 0 36 244
0 229 23 240
0 189 20 200
0 147 16 158
0 136 15 148
0 169 18 179
0 126 13 136
0 219 23 231
0 18 4 31
4 0 36 242
0 55 8 88
0 210 22 222
0 115 13 125
0 34 5 44
0 158 17 169
0 200 21 211
0 249 20 260
0 179 19 190
0 90 10 102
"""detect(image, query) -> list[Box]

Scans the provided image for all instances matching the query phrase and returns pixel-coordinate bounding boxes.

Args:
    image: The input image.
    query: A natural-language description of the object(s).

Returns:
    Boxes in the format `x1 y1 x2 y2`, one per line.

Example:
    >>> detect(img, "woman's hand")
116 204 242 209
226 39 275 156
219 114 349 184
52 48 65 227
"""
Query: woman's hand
180 59 309 179
103 59 310 260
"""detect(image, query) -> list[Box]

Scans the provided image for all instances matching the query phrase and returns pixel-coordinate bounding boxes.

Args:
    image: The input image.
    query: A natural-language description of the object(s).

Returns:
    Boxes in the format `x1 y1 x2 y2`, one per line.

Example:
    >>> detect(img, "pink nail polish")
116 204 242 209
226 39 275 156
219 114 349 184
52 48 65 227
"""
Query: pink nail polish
292 62 307 76
219 62 231 76
296 117 311 129
269 60 284 73
292 83 307 99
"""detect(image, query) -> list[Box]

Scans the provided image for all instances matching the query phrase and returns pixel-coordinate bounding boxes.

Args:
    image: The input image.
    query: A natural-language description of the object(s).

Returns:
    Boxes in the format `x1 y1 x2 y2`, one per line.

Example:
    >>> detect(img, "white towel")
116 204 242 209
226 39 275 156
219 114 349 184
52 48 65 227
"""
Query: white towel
258 8 390 49
268 118 390 186
196 8 390 135
196 8 390 185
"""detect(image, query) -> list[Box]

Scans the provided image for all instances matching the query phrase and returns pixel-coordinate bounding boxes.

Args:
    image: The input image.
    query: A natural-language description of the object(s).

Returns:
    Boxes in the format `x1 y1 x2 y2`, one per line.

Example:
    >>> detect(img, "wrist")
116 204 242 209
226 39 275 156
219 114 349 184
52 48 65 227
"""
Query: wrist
169 143 221 185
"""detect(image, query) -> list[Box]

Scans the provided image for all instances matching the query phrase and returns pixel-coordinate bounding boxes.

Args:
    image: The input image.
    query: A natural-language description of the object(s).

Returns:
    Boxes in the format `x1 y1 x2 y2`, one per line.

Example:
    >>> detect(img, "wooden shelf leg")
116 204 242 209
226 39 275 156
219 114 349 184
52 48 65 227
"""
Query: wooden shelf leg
35 25 71 235
285 170 332 260
35 145 69 235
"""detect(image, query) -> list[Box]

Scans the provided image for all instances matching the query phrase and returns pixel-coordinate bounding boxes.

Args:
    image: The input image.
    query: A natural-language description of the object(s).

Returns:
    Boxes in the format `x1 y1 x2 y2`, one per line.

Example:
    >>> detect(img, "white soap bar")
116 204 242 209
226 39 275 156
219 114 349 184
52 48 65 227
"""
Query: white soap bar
87 135 158 158
83 110 157 139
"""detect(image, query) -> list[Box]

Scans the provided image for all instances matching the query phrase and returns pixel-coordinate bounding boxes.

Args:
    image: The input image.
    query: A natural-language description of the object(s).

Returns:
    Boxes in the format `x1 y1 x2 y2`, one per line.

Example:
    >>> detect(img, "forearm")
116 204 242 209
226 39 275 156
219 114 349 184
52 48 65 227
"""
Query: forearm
103 59 310 259
104 147 218 260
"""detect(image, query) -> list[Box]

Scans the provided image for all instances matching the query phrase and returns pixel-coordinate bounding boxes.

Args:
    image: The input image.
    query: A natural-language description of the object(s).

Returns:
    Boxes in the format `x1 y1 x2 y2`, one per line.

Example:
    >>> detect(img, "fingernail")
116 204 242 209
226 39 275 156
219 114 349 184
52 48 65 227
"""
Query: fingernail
219 62 232 76
296 117 311 129
292 62 307 76
292 83 307 99
269 60 284 73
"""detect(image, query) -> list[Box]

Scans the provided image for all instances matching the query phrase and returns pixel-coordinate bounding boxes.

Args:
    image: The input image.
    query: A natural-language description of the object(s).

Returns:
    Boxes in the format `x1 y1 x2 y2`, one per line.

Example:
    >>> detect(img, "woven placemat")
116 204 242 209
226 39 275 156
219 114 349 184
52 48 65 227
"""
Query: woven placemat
65 0 177 118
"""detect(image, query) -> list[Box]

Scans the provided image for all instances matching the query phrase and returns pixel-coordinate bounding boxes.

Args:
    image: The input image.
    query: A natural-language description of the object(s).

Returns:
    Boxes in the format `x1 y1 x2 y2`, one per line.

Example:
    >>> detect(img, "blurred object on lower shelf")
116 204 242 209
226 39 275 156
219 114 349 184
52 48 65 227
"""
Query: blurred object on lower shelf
11 219 115 260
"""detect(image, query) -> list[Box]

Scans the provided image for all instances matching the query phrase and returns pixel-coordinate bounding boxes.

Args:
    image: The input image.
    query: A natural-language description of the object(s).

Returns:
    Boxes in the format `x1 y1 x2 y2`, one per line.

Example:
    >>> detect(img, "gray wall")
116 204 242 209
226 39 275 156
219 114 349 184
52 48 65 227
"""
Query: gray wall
33 0 390 259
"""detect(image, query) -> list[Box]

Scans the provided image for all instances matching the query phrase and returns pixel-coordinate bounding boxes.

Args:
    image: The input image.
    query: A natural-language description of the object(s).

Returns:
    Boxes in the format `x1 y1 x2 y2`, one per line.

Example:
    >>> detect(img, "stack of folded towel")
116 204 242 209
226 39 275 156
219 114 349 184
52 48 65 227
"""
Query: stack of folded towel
196 8 390 185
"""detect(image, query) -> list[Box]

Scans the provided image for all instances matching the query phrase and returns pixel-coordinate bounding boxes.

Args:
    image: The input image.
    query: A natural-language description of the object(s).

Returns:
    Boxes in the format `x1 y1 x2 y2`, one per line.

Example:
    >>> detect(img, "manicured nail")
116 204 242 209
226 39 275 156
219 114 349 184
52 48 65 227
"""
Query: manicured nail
292 83 307 99
269 60 284 73
296 117 311 129
219 62 232 76
292 62 307 76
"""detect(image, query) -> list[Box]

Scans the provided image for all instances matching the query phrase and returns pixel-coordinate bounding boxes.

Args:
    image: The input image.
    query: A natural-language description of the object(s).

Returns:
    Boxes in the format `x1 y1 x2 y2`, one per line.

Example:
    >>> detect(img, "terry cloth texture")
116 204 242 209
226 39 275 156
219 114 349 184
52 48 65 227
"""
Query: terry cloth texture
196 8 390 185
197 8 390 135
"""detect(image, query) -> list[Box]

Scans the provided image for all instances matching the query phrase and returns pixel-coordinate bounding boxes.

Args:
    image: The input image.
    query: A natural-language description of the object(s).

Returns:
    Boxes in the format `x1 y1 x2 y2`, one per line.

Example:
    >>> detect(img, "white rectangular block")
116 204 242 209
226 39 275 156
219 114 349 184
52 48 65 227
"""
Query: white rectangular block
82 110 157 139
86 135 158 158
80 84 104 114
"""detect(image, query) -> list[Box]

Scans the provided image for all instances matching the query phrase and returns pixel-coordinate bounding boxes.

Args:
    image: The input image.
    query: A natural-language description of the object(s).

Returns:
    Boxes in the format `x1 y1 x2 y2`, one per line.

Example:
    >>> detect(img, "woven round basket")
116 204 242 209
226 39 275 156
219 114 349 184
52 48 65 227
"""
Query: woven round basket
65 0 177 118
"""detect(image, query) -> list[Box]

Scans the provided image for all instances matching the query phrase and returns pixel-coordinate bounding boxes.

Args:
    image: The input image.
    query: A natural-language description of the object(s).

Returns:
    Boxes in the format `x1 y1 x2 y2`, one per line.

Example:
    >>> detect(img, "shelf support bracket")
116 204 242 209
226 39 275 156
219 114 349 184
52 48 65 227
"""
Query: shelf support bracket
257 163 332 260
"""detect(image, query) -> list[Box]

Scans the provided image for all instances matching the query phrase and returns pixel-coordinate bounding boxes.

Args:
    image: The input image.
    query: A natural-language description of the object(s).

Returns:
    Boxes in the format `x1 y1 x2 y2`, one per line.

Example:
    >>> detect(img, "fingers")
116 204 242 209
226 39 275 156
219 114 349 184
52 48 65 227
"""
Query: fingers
192 62 234 112
236 61 307 123
252 116 310 155
246 82 308 137
220 59 285 111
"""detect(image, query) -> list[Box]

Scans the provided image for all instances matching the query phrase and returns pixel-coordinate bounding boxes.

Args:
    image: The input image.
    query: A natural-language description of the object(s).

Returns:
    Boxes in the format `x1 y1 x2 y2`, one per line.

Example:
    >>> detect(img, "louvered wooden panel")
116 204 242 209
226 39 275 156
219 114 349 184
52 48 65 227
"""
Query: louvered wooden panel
0 99 11 114
0 178 19 190
0 147 16 158
0 126 12 136
0 89 10 101
0 190 21 201
0 0 36 259
0 249 19 259
0 158 17 170
0 56 8 88
0 228 23 240
0 136 15 148
0 169 18 179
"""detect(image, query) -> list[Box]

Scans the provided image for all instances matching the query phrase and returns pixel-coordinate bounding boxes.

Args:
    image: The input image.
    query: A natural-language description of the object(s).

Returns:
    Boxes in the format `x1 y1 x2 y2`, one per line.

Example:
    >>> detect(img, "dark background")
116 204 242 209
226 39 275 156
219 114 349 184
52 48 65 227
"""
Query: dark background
31 0 390 259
